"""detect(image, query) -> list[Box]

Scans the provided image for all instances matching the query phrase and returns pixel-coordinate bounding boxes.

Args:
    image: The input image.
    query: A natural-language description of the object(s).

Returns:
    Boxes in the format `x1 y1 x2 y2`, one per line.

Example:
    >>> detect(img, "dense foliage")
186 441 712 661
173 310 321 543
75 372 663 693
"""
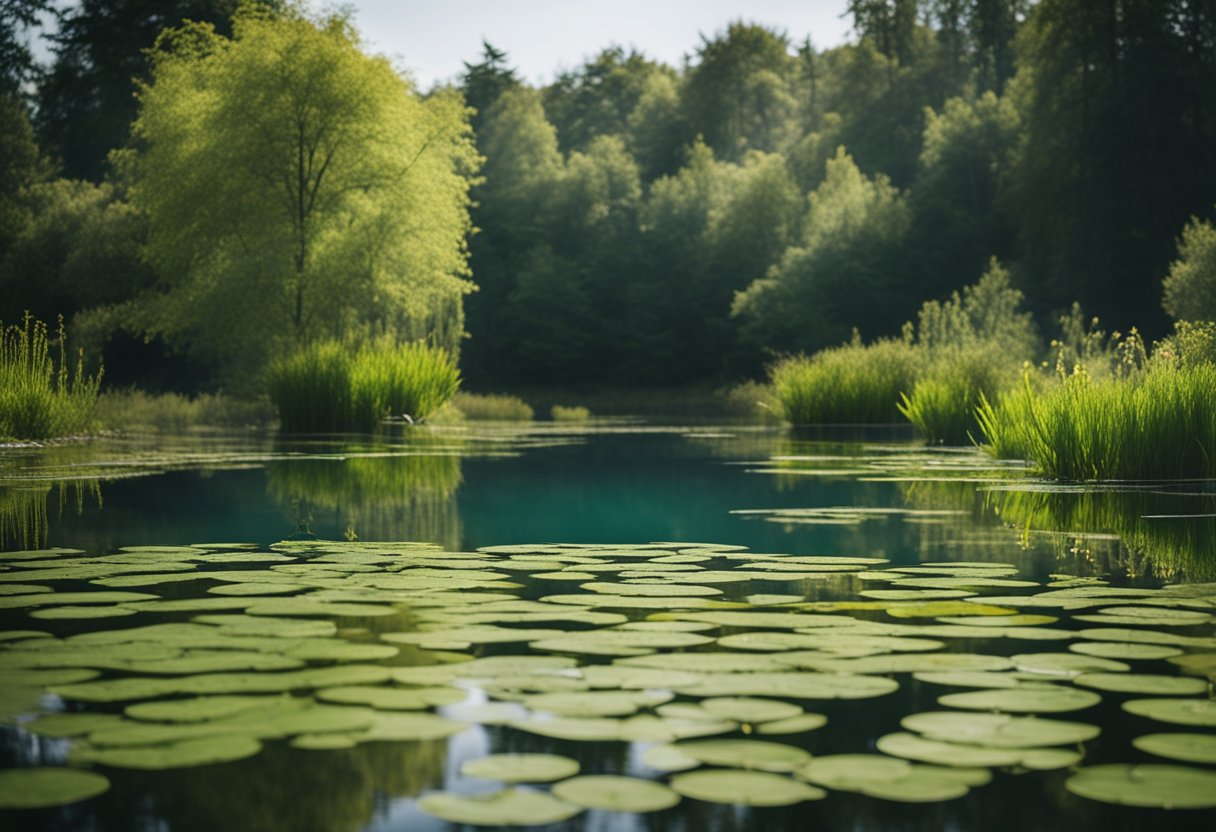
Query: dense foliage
1 0 1215 416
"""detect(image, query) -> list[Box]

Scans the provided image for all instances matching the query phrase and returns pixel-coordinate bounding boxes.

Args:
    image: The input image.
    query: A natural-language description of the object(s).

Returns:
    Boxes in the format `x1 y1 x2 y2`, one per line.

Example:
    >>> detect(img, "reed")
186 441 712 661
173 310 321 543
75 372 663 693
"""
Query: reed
0 313 102 440
452 392 534 421
770 337 919 424
550 404 591 422
267 339 460 433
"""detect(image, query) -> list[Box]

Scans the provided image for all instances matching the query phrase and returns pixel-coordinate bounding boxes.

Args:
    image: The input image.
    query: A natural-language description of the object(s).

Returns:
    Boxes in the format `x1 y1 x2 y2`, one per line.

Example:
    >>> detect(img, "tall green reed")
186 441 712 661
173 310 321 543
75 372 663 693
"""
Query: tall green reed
0 313 103 440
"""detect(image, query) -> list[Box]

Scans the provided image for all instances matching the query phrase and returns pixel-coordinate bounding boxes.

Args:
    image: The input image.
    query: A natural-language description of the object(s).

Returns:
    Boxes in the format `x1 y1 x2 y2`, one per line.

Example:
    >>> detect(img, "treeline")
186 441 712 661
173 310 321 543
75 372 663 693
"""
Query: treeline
2 1 1216 395
459 0 1216 386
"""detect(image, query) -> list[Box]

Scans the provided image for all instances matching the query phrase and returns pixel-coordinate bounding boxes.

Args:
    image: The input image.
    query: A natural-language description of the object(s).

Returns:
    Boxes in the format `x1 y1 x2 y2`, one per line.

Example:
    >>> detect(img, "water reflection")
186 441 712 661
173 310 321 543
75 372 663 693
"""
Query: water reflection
986 485 1216 581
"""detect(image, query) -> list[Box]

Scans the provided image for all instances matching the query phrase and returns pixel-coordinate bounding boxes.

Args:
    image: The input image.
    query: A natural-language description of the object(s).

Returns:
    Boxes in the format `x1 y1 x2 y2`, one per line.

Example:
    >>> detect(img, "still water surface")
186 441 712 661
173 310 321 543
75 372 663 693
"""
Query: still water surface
1 423 1214 831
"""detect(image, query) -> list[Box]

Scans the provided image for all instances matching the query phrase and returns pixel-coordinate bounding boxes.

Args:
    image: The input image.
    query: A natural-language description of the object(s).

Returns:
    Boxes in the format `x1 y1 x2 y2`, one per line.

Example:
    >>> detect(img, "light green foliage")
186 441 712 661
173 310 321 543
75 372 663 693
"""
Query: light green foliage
94 390 274 431
451 392 533 421
979 362 1216 480
1162 215 1216 323
733 148 910 356
770 336 919 424
122 7 477 387
0 314 102 440
550 405 591 422
267 339 459 432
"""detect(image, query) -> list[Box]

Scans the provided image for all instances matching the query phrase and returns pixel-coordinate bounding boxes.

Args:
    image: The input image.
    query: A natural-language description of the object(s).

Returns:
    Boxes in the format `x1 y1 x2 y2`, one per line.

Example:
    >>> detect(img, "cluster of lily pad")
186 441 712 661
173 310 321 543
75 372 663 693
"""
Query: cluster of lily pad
1 538 1214 820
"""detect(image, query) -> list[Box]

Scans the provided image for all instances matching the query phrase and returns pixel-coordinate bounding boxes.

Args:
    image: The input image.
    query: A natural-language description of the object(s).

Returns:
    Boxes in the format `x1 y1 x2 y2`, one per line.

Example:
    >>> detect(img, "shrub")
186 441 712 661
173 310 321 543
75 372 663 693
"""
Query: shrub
452 392 534 421
769 337 919 424
267 340 459 433
0 313 102 440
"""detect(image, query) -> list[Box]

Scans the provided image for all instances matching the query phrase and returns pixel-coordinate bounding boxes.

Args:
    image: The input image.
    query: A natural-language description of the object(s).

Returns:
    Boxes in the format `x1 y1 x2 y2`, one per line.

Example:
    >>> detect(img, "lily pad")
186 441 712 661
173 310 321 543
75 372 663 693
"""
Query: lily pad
696 697 804 724
1065 764 1216 809
673 671 899 700
24 712 127 738
70 735 263 769
797 755 987 801
937 687 1102 713
1011 653 1130 677
1123 698 1216 727
669 769 824 806
757 713 829 734
1133 733 1216 764
640 744 700 772
0 767 110 808
317 685 466 710
671 739 812 772
460 754 579 783
901 711 1100 747
551 775 681 812
522 690 671 717
1073 673 1208 696
1070 642 1183 660
418 788 584 826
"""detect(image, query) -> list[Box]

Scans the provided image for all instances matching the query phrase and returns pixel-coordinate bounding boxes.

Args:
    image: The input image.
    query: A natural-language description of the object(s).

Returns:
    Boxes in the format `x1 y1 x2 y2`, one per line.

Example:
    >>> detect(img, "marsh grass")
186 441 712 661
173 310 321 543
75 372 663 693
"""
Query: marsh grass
979 363 1216 480
550 404 592 422
452 392 534 421
770 337 918 424
268 340 460 433
96 390 275 431
0 314 102 440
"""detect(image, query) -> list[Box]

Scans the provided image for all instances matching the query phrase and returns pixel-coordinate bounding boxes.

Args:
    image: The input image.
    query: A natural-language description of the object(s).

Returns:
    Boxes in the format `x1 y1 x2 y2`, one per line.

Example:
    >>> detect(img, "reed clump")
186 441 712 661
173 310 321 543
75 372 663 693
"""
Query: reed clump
550 404 592 422
771 336 919 424
0 313 103 440
267 340 459 433
452 392 534 421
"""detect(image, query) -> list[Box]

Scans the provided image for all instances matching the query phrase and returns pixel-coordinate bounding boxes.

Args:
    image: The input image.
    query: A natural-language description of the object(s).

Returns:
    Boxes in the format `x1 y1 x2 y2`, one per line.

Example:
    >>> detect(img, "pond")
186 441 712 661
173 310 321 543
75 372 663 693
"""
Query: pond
1 422 1214 831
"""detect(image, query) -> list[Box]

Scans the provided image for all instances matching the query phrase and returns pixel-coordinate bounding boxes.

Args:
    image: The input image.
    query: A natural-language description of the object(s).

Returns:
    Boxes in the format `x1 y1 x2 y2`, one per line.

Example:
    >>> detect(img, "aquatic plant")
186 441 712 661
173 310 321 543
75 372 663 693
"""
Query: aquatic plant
0 314 102 440
979 362 1216 480
452 392 534 421
770 337 919 424
550 405 591 422
267 340 460 432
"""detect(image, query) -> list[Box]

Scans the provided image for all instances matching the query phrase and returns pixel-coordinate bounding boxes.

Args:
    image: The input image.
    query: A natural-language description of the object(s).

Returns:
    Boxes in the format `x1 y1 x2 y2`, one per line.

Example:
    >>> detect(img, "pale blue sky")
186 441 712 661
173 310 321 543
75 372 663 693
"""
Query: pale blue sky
347 0 855 89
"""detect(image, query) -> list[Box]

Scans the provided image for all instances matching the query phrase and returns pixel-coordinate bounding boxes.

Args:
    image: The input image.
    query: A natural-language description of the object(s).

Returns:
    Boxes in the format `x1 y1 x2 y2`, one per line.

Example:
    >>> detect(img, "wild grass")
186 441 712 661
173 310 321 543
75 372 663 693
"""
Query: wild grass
979 362 1216 480
267 340 460 433
770 337 919 424
452 392 534 421
551 404 592 422
0 313 102 440
96 389 275 431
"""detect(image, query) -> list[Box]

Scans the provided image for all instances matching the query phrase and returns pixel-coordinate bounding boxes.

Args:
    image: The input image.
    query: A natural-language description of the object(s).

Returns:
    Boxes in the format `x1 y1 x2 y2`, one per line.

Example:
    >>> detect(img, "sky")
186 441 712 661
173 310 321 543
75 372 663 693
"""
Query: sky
346 0 856 89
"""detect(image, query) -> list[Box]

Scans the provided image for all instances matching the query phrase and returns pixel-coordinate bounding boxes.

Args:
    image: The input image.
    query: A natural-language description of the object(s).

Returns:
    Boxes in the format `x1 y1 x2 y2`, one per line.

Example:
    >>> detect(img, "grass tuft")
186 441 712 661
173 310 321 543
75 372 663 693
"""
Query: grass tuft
770 337 919 424
452 392 534 421
550 405 591 422
0 313 102 440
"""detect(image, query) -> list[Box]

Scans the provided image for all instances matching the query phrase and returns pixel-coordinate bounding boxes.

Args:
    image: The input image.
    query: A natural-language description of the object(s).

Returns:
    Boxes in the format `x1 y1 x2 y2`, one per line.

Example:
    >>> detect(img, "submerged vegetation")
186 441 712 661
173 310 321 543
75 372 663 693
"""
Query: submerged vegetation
0 314 102 440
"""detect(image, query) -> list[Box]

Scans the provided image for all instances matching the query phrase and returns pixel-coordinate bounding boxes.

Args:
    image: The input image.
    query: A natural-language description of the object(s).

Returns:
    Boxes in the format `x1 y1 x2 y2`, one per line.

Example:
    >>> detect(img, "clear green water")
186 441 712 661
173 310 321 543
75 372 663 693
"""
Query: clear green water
1 423 1214 831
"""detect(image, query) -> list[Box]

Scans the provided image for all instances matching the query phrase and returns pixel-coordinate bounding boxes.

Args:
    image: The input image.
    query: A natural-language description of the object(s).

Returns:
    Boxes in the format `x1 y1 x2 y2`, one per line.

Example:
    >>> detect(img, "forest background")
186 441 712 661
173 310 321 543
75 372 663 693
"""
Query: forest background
2 0 1215 399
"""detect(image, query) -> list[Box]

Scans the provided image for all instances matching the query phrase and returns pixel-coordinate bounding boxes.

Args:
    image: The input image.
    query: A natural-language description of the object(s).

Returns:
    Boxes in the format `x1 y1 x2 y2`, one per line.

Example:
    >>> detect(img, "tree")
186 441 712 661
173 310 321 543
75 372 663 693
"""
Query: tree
460 40 519 133
732 147 911 355
122 6 478 388
0 0 53 98
1163 215 1216 323
36 1 277 182
543 47 669 154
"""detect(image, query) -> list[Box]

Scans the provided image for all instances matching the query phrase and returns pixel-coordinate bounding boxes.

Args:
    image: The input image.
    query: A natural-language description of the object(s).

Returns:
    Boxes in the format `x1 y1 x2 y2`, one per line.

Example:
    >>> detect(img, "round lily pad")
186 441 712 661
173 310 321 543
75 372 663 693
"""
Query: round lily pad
460 754 579 783
757 713 829 734
317 685 466 710
1011 653 1130 676
640 744 700 772
1133 733 1216 764
1065 764 1216 808
1073 673 1208 695
669 769 825 806
797 755 984 801
938 687 1101 713
877 732 1020 767
671 739 812 772
24 713 127 738
797 754 912 789
1070 642 1183 660
417 788 583 826
902 711 1100 747
70 735 263 769
697 697 803 724
521 690 671 717
551 775 680 812
1123 698 1216 727
673 671 899 700
0 767 110 808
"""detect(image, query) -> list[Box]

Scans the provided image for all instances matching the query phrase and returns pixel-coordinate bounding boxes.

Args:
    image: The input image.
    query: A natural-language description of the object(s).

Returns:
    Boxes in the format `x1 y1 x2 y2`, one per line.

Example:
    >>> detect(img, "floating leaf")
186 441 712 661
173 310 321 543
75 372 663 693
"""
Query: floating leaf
1073 673 1208 695
797 754 987 801
460 754 579 783
640 744 700 772
24 713 126 738
317 685 466 710
551 775 680 813
1070 642 1183 660
0 767 110 808
902 711 1100 747
1123 698 1216 727
673 671 899 700
1011 653 1130 677
1065 764 1216 809
70 736 263 769
669 769 824 806
937 687 1101 713
1133 733 1216 764
417 789 583 826
671 739 811 772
